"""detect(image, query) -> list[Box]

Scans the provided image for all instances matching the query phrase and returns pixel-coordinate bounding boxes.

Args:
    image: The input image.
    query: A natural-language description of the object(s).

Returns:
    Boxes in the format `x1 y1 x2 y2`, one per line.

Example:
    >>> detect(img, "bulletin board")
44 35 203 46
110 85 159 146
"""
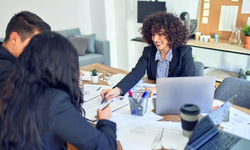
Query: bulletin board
197 0 250 42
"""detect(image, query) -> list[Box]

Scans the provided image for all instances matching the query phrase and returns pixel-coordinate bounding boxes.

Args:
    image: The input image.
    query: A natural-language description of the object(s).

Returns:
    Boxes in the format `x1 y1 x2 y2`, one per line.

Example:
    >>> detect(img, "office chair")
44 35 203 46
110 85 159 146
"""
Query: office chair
194 61 204 76
214 77 250 109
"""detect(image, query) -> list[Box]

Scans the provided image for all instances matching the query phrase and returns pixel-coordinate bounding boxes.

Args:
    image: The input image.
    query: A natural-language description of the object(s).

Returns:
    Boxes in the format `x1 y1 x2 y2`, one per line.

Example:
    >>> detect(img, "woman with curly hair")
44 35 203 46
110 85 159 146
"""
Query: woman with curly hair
101 11 195 99
0 32 117 150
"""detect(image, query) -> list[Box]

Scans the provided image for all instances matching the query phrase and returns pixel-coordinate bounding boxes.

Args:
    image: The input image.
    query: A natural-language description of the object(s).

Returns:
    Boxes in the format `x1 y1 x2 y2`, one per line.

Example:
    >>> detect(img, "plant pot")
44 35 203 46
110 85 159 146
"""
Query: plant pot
91 75 99 83
243 36 250 50
245 36 250 45
238 74 245 79
244 43 250 50
246 75 250 81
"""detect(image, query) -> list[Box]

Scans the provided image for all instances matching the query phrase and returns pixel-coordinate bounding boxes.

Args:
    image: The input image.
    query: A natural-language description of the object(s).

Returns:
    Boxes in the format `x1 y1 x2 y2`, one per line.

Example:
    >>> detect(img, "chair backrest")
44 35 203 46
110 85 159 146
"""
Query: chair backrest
194 61 204 76
214 77 250 109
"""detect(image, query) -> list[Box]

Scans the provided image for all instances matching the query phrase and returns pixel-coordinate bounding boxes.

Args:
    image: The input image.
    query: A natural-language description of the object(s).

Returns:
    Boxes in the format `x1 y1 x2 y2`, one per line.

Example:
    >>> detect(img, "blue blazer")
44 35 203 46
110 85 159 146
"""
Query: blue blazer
40 88 117 150
115 45 195 95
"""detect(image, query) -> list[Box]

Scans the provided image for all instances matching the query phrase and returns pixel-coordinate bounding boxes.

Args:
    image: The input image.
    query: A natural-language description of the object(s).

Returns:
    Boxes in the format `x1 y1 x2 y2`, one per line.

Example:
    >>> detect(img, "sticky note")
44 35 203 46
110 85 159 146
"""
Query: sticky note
203 10 209 16
204 0 210 1
204 3 210 9
202 17 208 24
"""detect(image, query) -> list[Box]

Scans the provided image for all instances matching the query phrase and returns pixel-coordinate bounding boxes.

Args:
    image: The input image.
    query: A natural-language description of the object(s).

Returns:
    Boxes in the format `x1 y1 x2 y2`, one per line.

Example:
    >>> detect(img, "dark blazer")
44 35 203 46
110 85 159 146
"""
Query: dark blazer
0 43 16 89
40 88 117 150
115 45 195 95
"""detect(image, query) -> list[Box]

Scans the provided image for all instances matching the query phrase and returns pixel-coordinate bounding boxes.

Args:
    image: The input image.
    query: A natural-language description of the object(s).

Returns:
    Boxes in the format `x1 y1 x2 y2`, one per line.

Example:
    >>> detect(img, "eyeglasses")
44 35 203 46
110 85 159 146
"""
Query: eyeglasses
151 128 165 150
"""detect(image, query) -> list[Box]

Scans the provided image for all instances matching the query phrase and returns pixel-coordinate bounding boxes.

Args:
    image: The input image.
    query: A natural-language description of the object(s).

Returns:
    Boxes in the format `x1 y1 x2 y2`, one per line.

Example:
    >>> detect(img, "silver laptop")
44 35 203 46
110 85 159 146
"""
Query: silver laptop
155 76 216 115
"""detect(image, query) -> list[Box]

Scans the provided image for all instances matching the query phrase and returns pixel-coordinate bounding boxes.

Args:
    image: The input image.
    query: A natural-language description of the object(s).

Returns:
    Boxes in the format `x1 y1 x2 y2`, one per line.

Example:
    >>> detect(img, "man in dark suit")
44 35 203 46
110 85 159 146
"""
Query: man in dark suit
0 11 51 89
101 12 195 100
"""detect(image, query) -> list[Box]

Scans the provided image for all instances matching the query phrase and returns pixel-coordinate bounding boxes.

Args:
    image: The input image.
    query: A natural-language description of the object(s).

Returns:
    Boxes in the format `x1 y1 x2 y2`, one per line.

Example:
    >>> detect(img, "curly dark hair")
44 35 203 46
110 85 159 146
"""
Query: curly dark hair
140 11 189 49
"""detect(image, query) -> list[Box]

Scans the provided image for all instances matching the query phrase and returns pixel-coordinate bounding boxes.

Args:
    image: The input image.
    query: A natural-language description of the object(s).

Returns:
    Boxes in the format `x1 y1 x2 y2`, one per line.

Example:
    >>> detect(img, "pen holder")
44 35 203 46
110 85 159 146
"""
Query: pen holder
129 96 148 116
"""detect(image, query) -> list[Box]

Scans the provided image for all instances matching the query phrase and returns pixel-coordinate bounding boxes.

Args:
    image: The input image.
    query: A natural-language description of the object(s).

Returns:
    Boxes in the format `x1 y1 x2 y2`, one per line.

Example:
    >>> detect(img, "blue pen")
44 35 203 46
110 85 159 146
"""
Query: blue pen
132 91 149 114
101 93 107 104
141 90 149 99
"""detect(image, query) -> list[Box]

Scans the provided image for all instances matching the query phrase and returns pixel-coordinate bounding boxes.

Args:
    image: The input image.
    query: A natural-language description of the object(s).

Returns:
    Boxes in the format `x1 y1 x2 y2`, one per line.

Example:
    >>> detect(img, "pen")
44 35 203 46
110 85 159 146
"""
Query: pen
132 91 149 114
102 100 113 110
96 87 101 91
101 93 106 104
141 90 149 99
128 89 133 97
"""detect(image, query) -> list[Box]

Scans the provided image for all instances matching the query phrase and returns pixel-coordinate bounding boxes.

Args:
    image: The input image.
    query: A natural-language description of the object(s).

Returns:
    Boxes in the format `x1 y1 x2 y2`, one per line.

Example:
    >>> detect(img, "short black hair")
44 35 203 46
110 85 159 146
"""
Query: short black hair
4 11 51 42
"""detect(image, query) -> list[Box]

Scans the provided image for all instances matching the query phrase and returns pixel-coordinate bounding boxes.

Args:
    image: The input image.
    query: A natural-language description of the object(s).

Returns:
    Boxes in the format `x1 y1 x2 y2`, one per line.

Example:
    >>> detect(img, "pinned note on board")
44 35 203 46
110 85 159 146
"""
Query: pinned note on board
218 6 238 31
203 10 209 16
203 3 210 9
202 17 208 24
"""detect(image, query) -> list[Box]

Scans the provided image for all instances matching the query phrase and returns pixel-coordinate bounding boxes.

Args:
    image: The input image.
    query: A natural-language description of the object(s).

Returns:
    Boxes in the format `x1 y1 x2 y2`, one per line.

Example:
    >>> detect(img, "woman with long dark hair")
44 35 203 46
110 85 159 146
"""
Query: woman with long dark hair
0 32 116 150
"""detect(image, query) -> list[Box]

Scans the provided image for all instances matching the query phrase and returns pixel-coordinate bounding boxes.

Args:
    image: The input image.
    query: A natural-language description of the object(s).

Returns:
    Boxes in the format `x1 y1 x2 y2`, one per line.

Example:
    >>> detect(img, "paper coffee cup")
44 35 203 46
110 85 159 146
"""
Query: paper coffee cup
180 104 200 137
195 32 201 41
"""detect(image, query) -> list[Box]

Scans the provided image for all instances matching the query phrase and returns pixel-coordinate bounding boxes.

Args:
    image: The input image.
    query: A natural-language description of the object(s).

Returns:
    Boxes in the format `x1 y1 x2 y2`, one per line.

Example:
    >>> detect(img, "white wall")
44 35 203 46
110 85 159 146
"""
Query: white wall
193 47 250 73
0 0 92 36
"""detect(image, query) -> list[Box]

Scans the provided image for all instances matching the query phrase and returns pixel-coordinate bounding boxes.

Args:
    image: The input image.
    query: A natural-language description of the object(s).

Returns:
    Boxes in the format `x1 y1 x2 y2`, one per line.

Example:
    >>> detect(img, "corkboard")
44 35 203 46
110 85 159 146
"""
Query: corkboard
197 0 250 42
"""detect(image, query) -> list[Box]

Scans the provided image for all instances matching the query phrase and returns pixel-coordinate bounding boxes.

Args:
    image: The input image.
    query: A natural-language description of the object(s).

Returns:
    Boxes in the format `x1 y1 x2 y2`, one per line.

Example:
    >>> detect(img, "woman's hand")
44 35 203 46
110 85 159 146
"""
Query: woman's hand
100 87 121 101
141 87 156 98
96 105 112 120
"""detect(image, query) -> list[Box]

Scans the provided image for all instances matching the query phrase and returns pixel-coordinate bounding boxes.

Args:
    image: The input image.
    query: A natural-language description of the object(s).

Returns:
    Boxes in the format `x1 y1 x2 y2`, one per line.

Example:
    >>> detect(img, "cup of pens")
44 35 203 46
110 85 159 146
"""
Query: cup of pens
128 90 149 116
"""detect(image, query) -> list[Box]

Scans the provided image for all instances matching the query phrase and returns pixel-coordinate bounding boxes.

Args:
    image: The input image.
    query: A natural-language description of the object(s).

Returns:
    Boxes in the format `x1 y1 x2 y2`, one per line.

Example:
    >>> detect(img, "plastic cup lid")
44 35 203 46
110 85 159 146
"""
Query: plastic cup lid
180 104 200 115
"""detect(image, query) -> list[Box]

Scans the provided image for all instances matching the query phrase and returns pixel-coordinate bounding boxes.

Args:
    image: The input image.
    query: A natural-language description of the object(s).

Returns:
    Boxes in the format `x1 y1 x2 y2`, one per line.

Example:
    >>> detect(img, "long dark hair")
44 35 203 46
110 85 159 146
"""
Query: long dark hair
140 11 189 49
0 32 83 150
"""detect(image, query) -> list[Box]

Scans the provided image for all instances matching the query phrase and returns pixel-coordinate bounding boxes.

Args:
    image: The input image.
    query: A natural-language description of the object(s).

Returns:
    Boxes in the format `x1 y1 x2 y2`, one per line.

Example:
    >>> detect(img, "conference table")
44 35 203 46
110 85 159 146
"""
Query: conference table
66 63 250 150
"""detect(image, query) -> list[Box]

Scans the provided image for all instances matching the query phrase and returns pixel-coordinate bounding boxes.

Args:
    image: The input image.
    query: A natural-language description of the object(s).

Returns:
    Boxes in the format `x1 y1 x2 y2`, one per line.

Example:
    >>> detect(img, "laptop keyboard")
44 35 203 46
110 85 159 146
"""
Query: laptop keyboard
189 116 215 144
197 131 241 150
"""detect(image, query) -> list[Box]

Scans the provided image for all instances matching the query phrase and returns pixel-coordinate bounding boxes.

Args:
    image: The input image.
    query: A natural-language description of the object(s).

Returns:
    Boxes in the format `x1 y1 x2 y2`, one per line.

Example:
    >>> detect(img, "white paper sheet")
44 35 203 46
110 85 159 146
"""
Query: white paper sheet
117 122 188 150
218 6 238 31
82 96 129 122
83 84 111 101
212 100 250 140
241 0 250 14
111 104 163 131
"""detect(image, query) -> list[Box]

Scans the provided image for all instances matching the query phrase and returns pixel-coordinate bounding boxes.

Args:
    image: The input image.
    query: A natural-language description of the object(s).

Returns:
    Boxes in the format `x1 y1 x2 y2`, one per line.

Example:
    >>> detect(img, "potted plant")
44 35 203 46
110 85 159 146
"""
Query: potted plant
90 68 99 83
246 70 250 81
238 68 245 79
241 24 250 50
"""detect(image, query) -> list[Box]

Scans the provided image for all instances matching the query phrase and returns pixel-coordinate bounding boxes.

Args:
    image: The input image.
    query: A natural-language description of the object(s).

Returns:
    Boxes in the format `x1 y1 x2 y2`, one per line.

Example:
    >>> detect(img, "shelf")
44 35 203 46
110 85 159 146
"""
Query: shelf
204 68 238 82
187 40 250 55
